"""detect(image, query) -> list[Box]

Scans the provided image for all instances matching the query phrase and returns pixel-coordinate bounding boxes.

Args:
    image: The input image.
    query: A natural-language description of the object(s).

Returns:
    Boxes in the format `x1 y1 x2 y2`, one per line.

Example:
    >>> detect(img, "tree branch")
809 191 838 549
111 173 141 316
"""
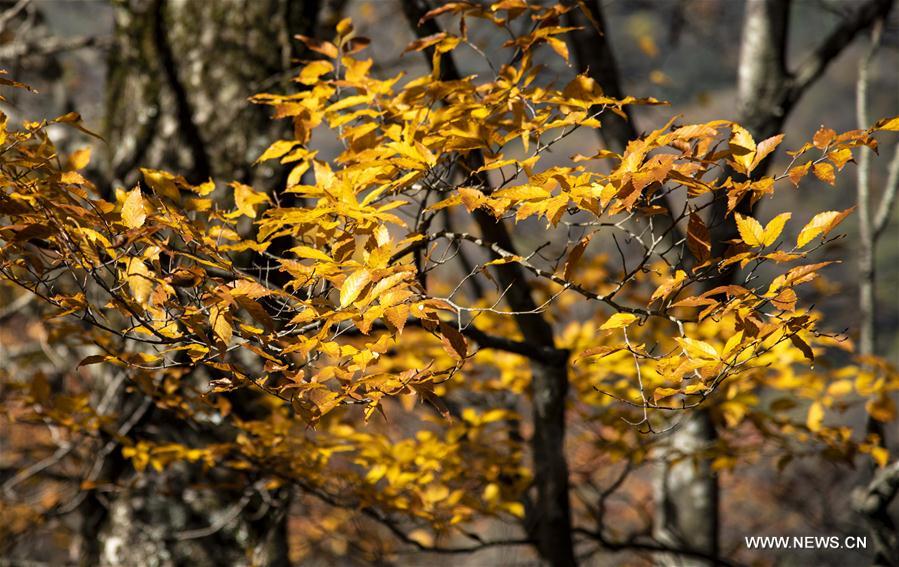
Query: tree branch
787 0 894 107
873 142 899 242
574 527 745 567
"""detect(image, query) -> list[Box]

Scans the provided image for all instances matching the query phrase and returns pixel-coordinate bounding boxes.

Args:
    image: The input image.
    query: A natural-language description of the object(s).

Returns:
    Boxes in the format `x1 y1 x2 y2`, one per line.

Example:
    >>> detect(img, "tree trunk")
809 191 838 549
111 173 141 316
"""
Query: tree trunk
83 1 320 564
105 0 320 187
653 4 791 564
400 3 577 563
476 212 576 567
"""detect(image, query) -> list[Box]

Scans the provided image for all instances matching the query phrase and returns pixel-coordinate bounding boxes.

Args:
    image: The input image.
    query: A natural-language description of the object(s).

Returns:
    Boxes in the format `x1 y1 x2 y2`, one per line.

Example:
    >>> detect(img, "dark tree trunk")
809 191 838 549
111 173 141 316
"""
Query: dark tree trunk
475 212 576 567
400 3 577 563
84 1 321 565
105 0 320 187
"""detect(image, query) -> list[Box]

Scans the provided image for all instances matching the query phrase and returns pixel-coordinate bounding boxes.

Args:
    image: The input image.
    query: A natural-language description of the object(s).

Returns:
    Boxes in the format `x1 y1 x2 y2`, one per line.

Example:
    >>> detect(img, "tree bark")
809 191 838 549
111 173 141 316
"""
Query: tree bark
475 210 576 567
85 1 321 564
851 17 899 564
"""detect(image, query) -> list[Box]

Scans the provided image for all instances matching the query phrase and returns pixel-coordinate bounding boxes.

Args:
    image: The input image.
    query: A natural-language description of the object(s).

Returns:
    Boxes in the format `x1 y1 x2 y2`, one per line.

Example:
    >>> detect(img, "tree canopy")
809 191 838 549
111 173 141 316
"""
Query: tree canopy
1 2 898 565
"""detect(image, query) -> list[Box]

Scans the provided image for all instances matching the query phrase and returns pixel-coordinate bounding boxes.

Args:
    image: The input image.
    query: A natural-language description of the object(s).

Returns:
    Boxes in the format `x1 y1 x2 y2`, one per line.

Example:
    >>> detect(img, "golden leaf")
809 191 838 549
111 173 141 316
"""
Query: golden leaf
750 134 783 170
760 212 791 247
209 304 233 346
68 147 92 170
729 124 756 173
734 213 764 247
676 337 719 361
806 401 824 432
291 245 334 263
125 257 152 305
231 182 270 218
735 212 790 247
874 116 899 131
141 168 181 200
796 207 854 248
600 313 638 330
121 187 147 229
813 162 835 185
340 269 371 308
653 387 680 403
866 394 896 423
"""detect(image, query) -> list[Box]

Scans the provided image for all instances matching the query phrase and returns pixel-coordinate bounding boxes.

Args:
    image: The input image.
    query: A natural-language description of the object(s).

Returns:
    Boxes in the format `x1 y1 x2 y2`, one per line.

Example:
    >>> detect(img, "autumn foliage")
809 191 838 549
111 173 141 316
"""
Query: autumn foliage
1 2 898 564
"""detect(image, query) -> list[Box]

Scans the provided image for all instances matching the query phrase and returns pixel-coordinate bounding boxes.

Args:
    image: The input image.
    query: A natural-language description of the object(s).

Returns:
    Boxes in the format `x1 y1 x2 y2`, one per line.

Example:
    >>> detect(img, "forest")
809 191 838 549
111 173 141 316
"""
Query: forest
1 0 898 565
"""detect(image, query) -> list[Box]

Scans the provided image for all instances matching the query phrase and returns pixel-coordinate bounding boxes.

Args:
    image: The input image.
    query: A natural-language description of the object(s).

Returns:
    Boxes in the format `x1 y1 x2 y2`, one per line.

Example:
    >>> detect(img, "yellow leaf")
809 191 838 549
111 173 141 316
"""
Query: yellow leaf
209 304 232 346
600 313 638 330
735 212 789 248
340 269 371 308
483 483 500 503
458 187 487 212
807 401 824 432
826 380 854 397
813 162 835 185
291 245 334 263
192 179 216 196
729 124 757 173
232 182 270 218
424 484 449 503
653 387 680 403
750 134 784 170
546 37 569 61
140 168 181 200
256 140 298 164
121 188 147 229
734 213 764 247
407 529 434 548
721 331 744 360
760 212 791 247
503 501 525 518
60 171 87 185
125 258 152 305
867 394 896 423
69 147 91 170
871 446 890 468
650 270 686 303
796 208 854 248
297 60 334 85
874 116 899 131
676 337 719 361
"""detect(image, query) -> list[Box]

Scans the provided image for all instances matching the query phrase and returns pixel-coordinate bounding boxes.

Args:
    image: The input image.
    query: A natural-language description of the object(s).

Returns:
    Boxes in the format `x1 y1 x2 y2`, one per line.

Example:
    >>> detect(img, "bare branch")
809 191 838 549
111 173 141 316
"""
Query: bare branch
788 0 894 106
873 142 899 242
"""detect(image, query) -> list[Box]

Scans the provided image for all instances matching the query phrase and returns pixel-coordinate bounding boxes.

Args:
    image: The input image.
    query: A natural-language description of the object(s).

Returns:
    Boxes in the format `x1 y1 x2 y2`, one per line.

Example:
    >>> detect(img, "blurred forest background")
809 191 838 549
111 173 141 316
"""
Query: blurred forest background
0 0 897 565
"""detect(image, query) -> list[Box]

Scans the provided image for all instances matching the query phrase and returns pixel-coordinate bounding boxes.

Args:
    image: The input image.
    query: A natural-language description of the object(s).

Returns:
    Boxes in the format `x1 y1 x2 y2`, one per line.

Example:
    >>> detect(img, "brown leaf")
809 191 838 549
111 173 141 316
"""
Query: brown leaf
687 213 711 263
439 322 468 361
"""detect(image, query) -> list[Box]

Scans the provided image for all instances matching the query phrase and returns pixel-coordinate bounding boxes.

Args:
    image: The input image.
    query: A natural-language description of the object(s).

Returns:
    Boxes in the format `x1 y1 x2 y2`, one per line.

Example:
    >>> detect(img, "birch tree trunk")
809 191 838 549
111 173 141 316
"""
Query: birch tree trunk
851 17 899 564
567 0 892 563
653 1 891 563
